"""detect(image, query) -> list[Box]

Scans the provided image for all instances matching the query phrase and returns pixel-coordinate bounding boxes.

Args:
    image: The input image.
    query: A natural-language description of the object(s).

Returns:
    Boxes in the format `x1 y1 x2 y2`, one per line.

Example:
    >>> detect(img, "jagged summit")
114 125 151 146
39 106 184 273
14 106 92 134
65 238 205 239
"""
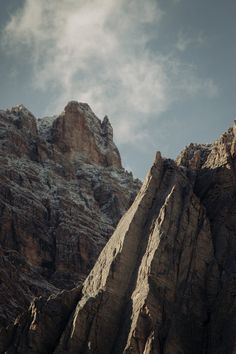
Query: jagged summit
7 104 35 117
4 104 38 137
176 120 236 171
49 101 122 168
1 101 122 169
35 100 121 168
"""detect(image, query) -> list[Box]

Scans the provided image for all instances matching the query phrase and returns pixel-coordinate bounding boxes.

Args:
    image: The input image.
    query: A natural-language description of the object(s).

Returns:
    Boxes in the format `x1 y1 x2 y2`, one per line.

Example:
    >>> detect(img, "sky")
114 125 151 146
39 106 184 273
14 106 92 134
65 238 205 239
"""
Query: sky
0 0 236 178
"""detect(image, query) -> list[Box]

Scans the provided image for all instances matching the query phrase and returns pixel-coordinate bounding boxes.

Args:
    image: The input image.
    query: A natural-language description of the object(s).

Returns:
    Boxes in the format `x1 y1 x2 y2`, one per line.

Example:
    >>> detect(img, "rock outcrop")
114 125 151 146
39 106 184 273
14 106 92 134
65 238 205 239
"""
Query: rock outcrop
51 152 216 354
49 101 122 168
177 122 236 354
2 115 236 353
0 102 141 329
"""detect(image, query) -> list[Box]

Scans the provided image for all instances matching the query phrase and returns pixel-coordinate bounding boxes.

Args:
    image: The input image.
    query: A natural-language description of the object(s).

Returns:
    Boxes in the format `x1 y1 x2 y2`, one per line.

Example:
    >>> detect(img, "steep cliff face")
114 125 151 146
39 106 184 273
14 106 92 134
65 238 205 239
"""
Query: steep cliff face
49 101 122 168
2 118 236 353
2 152 218 354
177 122 236 354
52 153 216 354
0 102 141 329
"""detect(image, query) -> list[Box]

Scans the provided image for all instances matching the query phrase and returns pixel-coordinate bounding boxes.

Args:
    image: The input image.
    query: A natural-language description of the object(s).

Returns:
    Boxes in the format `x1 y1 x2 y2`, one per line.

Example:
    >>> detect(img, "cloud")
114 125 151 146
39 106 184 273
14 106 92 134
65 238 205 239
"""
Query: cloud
3 0 218 147
176 30 206 52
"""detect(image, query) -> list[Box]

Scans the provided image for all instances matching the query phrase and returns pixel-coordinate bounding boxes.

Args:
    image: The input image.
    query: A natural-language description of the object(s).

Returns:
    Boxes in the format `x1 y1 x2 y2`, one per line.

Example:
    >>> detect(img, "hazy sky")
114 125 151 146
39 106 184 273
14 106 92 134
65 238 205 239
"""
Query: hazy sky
0 0 236 178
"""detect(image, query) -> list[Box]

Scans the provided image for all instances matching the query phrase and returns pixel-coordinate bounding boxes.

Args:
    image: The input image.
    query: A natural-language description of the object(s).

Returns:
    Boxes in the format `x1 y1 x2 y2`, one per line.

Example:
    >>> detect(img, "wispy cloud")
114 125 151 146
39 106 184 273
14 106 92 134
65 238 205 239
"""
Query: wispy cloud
176 30 206 52
3 0 218 147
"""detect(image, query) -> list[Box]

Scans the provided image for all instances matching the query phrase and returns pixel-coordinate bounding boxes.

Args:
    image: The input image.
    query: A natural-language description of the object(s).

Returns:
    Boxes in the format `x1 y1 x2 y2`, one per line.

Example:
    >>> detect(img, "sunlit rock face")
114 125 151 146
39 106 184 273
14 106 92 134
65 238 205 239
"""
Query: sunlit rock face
2 116 236 354
0 102 141 329
50 101 122 168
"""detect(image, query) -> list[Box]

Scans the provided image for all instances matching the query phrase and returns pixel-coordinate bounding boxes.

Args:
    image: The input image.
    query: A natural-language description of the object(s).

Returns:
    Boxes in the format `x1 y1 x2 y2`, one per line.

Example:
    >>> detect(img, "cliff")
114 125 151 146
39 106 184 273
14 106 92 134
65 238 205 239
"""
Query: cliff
2 113 236 353
0 102 141 329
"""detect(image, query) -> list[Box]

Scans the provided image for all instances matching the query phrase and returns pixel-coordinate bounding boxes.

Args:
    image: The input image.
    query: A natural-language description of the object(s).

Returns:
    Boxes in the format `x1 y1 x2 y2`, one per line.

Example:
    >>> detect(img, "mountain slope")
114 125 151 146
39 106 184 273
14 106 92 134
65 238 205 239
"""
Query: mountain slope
0 101 141 329
2 118 236 353
52 152 216 354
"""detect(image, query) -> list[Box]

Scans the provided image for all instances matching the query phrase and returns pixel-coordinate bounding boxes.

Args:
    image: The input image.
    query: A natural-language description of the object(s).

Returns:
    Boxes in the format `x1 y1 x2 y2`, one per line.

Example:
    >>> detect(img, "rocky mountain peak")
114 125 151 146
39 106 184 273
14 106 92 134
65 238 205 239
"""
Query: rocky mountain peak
4 101 236 353
8 104 34 118
3 120 236 354
176 142 211 170
48 101 122 168
6 104 38 136
0 102 141 332
64 100 83 113
177 121 236 171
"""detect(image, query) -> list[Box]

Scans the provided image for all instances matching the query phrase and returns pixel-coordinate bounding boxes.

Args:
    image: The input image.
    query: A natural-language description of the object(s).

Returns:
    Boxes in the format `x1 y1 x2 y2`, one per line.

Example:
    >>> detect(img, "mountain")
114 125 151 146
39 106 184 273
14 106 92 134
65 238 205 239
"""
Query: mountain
2 119 236 354
0 101 141 329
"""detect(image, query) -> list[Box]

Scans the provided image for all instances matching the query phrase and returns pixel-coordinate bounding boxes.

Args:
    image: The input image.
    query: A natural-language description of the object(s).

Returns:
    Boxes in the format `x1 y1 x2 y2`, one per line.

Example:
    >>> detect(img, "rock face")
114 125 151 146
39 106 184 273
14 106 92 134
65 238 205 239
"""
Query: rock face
51 152 215 354
0 102 141 329
177 123 236 354
50 101 122 168
2 118 236 353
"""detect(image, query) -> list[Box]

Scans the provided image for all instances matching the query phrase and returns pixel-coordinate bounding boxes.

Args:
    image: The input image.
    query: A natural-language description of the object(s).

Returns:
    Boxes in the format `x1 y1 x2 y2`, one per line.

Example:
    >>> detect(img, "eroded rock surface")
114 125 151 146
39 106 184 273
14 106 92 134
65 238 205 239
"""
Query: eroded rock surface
177 121 236 354
51 152 216 354
2 117 236 354
0 102 141 329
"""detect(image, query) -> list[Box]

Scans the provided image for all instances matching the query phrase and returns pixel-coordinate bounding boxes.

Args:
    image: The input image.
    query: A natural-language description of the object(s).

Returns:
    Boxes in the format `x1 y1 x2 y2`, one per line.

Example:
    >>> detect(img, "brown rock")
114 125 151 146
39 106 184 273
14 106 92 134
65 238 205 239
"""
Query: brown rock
51 101 122 168
2 152 217 353
3 113 236 354
0 102 141 329
177 123 236 353
52 153 216 354
0 287 82 354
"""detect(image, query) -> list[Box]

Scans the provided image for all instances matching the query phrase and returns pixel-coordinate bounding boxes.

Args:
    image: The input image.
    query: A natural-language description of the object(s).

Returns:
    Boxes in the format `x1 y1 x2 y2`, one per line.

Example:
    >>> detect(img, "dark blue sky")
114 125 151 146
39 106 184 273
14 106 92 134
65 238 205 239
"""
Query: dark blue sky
0 0 236 178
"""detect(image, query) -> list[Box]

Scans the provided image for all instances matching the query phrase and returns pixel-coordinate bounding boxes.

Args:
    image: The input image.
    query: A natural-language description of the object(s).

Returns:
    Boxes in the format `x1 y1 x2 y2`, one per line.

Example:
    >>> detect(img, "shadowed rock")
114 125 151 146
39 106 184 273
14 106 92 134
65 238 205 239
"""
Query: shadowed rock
0 102 140 329
2 115 236 353
51 152 216 354
1 152 217 353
